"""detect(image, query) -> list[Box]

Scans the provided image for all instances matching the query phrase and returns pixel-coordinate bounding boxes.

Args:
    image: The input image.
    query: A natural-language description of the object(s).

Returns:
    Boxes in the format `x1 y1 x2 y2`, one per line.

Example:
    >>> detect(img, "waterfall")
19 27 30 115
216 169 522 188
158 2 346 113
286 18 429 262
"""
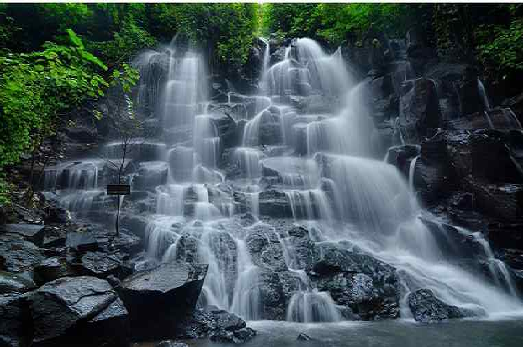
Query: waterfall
46 36 523 325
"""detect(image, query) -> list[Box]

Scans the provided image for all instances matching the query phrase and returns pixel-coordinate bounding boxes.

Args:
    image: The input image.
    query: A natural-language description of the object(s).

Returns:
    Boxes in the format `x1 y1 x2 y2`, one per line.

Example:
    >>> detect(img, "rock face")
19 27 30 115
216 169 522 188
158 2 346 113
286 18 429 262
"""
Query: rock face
408 289 473 323
399 78 441 143
0 233 45 275
311 242 400 320
176 308 256 344
0 272 35 294
29 276 129 347
117 262 207 341
1 224 45 247
0 294 32 347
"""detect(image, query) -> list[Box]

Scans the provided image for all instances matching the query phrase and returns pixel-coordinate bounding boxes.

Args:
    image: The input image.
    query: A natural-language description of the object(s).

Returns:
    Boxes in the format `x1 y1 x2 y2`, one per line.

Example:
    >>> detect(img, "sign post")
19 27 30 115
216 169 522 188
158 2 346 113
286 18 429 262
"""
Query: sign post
106 184 131 236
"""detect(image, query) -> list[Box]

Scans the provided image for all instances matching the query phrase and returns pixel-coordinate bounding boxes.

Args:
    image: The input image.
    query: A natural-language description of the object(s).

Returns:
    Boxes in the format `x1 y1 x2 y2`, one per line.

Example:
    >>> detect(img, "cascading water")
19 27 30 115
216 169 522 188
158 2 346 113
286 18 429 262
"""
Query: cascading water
43 36 523 326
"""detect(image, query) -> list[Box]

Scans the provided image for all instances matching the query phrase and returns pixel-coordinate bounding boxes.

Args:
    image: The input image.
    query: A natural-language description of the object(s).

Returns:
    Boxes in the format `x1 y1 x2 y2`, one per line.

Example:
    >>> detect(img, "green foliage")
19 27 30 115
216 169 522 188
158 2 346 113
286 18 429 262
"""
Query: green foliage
89 21 157 65
169 4 258 71
262 3 410 46
474 5 523 79
0 30 108 168
0 170 12 207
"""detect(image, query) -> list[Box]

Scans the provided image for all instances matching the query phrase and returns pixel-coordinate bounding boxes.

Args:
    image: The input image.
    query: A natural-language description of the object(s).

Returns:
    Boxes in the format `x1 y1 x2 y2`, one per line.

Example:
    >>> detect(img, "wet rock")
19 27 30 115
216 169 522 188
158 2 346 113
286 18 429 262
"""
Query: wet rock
156 341 189 347
117 262 207 341
447 108 522 131
297 332 312 341
66 231 98 253
408 288 473 323
103 141 166 162
258 190 293 218
464 179 523 222
33 257 70 286
42 226 67 249
258 110 284 146
385 144 420 177
312 242 400 320
44 206 71 224
405 28 436 74
176 308 256 343
65 126 97 143
132 161 169 190
2 224 45 247
210 111 238 148
0 233 45 274
0 293 32 347
458 67 489 116
78 251 124 278
284 226 317 270
246 226 287 272
0 271 35 294
502 92 523 124
29 276 129 346
399 78 441 143
257 269 301 320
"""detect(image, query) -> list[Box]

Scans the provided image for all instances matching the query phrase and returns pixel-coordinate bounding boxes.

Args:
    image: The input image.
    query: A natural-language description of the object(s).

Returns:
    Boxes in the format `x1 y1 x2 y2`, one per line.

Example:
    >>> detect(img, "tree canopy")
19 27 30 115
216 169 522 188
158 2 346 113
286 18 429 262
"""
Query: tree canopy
0 3 522 204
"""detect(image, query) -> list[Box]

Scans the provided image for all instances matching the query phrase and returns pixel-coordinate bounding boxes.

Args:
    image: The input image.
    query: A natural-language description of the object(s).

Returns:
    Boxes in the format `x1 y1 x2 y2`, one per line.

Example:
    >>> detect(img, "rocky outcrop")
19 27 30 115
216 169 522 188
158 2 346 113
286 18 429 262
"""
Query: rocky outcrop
311 242 400 320
29 276 129 347
0 294 32 347
399 78 442 143
117 261 207 341
408 288 474 323
176 308 256 343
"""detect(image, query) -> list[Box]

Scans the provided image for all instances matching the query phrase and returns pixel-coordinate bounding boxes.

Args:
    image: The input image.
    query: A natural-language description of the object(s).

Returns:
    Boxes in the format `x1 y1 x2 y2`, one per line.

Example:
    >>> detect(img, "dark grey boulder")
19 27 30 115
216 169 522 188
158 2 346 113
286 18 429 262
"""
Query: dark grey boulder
78 251 124 278
0 272 35 294
117 262 207 341
246 225 287 272
2 224 45 247
0 293 32 347
408 288 474 323
399 78 442 143
176 308 256 343
0 233 45 274
311 242 400 320
29 276 129 347
33 257 70 286
66 232 98 252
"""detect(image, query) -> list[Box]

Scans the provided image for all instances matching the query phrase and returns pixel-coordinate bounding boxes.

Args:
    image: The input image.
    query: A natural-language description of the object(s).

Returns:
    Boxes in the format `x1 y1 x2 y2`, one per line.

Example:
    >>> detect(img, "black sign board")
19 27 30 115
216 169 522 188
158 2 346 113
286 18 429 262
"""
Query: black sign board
107 184 131 196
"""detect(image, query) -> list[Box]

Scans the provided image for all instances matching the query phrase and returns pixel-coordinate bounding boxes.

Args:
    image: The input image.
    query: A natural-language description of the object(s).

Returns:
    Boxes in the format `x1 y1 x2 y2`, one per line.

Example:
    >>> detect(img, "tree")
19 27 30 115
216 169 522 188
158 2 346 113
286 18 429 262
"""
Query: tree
95 64 141 236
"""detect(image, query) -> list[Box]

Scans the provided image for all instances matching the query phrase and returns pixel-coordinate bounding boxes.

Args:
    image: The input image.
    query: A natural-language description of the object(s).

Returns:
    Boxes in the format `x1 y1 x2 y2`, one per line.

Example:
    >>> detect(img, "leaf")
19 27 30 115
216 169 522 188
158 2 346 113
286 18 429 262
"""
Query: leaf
66 29 84 49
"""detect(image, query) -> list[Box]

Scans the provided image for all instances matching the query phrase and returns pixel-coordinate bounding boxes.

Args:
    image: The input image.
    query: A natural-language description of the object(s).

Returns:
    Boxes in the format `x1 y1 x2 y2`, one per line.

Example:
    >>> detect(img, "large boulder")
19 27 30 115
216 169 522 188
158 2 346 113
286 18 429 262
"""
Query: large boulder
256 269 301 320
0 272 35 294
117 262 207 341
408 288 473 323
1 224 45 247
458 67 489 116
246 225 287 272
0 294 32 347
0 234 45 275
29 276 129 347
175 308 256 343
399 78 442 143
311 242 400 320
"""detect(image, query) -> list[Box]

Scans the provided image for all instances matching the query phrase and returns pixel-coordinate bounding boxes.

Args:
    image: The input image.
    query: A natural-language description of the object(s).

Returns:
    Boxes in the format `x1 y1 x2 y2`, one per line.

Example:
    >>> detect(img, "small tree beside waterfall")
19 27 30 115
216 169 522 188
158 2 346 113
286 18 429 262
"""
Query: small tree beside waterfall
96 64 141 236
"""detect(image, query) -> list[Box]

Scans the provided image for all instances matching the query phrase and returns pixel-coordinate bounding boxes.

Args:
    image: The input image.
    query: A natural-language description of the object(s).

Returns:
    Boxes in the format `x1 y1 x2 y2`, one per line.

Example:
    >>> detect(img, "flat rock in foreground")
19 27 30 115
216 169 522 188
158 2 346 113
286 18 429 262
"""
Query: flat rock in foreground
29 276 129 347
117 262 207 341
